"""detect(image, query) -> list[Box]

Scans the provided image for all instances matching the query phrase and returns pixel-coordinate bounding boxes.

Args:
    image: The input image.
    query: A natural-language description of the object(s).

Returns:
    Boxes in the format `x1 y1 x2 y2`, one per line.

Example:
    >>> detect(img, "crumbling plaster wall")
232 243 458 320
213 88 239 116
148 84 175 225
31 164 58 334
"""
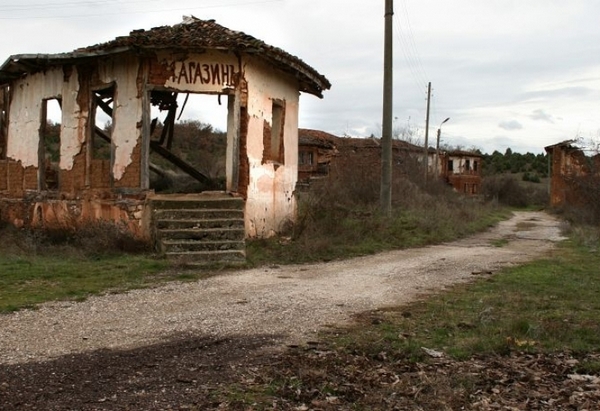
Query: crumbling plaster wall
243 56 299 238
6 55 143 182
150 51 300 238
1 55 147 234
7 67 66 168
97 54 144 182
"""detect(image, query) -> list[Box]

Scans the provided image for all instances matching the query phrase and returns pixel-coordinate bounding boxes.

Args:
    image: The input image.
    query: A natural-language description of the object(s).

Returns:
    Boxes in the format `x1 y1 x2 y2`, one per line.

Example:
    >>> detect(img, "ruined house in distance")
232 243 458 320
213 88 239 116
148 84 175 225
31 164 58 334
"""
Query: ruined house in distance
298 129 482 195
545 140 600 208
0 17 330 263
440 150 482 195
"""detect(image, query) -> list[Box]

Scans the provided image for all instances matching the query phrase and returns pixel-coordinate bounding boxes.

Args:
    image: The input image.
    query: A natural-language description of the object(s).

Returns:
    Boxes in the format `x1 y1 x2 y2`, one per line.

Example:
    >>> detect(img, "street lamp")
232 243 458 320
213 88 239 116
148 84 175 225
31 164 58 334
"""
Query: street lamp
435 117 450 178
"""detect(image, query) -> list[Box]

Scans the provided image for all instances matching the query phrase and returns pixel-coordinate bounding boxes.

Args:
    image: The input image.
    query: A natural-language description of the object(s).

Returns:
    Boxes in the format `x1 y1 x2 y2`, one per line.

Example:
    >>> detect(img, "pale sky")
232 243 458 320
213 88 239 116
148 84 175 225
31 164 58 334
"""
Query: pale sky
1 0 600 154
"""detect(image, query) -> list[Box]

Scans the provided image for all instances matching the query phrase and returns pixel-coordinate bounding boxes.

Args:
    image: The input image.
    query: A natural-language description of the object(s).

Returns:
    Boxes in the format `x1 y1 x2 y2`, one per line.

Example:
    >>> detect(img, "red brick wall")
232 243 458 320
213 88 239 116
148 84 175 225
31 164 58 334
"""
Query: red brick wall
90 159 111 188
0 161 7 191
60 151 87 194
238 107 249 198
23 166 38 190
7 161 24 196
115 141 141 188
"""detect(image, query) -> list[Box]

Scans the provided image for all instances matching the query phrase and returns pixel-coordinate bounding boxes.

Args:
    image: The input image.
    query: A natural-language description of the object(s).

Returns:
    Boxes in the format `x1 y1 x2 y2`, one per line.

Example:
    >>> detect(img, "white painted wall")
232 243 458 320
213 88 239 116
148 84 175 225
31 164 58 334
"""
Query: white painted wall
154 51 301 238
243 56 299 238
6 56 144 182
7 67 64 168
97 55 144 181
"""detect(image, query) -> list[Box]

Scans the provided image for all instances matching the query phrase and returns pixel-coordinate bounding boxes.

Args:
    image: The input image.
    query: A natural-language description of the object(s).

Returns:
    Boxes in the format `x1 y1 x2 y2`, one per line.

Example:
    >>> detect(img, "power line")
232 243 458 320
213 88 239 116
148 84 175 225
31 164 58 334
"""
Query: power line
0 0 283 19
393 0 428 92
399 0 428 84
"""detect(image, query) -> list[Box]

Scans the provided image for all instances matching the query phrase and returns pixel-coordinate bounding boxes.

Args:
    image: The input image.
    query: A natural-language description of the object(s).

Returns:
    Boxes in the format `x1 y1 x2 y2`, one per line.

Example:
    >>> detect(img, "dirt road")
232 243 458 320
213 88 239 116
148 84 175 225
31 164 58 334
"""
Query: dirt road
0 211 565 366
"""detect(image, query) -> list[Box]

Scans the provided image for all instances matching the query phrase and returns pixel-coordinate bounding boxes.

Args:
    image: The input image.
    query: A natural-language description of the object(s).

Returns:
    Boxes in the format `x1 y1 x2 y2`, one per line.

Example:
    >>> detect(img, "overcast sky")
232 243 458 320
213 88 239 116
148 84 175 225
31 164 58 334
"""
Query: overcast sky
2 0 600 154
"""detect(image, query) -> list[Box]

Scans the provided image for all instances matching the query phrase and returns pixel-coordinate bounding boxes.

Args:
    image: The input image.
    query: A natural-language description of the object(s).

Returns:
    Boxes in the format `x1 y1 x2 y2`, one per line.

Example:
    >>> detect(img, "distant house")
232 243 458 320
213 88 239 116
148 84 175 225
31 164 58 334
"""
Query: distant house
298 130 482 195
438 150 483 195
0 17 330 247
297 129 338 182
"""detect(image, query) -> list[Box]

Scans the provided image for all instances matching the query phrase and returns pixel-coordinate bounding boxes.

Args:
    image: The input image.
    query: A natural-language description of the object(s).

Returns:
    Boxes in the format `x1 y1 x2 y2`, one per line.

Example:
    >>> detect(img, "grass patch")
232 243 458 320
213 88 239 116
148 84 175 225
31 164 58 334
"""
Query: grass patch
247 196 510 266
0 254 170 313
330 237 600 361
0 221 228 313
490 238 509 247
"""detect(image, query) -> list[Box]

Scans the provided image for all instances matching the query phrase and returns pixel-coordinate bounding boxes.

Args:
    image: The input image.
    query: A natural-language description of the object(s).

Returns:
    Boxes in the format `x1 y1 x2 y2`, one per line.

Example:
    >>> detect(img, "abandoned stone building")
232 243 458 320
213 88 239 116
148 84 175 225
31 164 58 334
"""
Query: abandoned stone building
298 129 482 195
0 17 330 263
440 150 482 195
545 140 600 208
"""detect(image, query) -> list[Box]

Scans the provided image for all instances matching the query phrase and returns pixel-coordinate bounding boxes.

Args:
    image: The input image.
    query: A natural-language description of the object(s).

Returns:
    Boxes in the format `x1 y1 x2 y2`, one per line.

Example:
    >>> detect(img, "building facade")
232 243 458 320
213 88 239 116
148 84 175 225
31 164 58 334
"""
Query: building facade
0 17 330 239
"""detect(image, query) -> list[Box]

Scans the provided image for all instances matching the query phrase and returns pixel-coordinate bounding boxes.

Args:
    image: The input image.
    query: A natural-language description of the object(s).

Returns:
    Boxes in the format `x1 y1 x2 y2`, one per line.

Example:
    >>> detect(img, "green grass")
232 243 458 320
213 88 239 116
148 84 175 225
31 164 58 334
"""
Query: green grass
334 237 600 360
0 254 171 313
490 238 509 247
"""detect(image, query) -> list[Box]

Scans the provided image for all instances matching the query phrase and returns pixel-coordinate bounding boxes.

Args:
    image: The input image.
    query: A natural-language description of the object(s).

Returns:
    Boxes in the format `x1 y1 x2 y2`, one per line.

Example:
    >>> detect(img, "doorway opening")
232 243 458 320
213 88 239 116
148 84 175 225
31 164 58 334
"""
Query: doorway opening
148 91 229 193
39 98 62 190
89 84 115 188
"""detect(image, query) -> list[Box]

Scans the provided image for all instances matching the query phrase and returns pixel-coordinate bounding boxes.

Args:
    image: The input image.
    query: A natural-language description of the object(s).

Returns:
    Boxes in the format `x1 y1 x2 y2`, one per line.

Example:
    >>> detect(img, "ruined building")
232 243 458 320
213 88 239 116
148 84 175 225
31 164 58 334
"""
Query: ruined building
0 17 330 263
545 140 600 208
298 130 482 195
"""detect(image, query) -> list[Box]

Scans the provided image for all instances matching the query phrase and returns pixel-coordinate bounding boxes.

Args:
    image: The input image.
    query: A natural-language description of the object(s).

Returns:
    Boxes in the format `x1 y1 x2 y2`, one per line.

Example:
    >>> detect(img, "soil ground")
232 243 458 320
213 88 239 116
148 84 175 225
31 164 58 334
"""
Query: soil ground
2 211 596 410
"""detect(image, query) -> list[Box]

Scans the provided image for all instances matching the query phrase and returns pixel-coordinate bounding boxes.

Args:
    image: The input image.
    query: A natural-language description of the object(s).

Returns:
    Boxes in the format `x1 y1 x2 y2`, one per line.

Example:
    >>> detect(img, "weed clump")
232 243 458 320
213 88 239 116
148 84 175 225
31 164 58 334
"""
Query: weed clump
0 220 151 258
248 161 508 265
481 174 548 208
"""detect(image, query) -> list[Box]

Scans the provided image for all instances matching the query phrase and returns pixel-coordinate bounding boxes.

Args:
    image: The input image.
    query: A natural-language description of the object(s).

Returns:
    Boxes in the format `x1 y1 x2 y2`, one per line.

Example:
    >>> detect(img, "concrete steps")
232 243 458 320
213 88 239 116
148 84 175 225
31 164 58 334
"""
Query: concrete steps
150 194 246 266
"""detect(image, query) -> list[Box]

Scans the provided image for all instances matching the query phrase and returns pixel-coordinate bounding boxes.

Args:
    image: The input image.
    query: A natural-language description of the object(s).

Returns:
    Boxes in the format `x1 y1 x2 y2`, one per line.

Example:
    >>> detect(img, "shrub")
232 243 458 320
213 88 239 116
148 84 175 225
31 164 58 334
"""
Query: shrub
253 157 506 265
481 175 547 208
481 175 529 207
560 173 600 225
522 172 541 183
0 220 151 258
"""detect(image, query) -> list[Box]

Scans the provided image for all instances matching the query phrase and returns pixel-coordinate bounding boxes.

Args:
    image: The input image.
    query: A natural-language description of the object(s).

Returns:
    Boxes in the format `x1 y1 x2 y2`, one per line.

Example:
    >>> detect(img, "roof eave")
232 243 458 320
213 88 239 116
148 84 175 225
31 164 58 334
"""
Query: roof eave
0 47 133 85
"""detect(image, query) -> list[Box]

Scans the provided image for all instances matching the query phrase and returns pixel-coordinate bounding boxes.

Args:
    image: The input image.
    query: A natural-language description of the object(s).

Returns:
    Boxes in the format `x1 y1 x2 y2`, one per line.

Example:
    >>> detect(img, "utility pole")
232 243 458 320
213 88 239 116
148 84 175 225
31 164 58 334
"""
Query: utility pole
423 82 431 183
435 117 450 179
380 0 393 216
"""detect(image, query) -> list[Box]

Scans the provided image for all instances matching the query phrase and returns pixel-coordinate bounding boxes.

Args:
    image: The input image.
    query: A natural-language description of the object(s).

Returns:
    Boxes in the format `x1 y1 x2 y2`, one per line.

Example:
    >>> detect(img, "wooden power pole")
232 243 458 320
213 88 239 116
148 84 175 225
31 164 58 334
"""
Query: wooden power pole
423 82 431 183
380 0 394 216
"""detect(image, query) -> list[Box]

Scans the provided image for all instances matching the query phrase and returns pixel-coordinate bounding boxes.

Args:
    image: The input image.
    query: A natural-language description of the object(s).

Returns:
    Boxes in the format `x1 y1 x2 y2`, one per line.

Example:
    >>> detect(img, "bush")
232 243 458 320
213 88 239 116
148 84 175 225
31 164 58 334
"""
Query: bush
560 173 600 226
0 220 152 258
481 175 529 207
249 159 507 265
522 172 541 183
481 175 547 208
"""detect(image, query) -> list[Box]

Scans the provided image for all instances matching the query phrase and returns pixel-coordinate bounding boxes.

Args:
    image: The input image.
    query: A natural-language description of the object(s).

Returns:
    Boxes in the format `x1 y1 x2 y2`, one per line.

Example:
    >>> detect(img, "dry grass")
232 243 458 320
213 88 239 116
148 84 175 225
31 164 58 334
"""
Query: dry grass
248 166 510 265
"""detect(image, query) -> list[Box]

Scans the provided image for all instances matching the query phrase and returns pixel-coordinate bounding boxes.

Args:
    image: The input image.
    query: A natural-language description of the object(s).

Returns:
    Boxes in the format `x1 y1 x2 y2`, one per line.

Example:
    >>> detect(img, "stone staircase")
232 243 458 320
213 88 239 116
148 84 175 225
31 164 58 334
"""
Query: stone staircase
150 194 246 266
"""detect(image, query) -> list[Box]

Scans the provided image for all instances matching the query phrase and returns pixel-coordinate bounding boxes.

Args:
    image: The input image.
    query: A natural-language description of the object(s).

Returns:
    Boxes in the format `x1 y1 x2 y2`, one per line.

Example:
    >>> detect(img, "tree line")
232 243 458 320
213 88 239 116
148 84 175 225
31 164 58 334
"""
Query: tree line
482 148 548 181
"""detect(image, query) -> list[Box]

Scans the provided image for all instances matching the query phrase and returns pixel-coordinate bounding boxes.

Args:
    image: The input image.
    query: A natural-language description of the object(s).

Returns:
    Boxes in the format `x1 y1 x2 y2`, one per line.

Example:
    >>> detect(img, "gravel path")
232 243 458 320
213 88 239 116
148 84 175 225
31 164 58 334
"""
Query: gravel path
0 211 566 365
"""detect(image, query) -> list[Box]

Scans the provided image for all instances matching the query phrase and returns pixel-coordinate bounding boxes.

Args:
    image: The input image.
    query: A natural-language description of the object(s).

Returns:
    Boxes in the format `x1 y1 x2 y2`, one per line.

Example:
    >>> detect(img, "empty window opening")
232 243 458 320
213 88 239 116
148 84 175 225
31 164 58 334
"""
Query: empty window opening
263 99 285 164
39 98 62 190
149 91 228 193
474 160 478 172
92 85 115 161
299 150 314 166
447 159 454 172
465 159 471 171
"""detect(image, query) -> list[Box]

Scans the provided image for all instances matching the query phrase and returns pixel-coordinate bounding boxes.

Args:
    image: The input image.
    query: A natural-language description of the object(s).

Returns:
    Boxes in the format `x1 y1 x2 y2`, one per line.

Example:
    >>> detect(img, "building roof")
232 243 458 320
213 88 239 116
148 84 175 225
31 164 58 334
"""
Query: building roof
544 139 579 153
298 129 337 148
445 149 483 158
298 129 435 153
0 17 331 97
